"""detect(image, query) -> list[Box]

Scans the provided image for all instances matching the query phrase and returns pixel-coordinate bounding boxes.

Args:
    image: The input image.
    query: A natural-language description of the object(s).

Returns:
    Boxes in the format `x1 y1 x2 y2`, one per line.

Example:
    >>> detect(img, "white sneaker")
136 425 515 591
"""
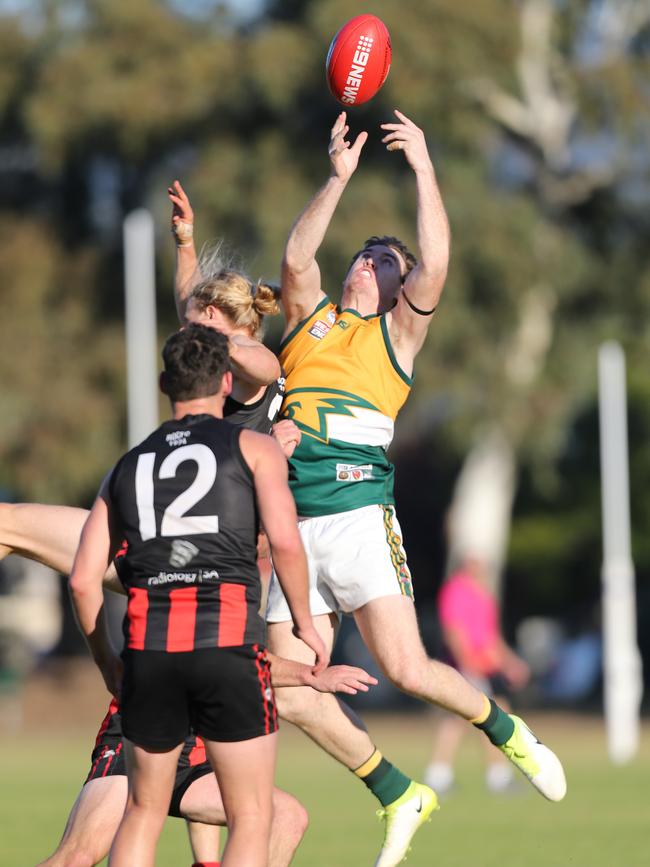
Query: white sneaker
374 781 439 867
498 715 567 802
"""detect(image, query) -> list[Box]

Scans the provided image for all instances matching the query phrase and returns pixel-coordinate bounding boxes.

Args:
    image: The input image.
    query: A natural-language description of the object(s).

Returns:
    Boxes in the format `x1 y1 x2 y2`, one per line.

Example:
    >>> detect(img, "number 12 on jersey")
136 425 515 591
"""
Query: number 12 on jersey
135 444 219 542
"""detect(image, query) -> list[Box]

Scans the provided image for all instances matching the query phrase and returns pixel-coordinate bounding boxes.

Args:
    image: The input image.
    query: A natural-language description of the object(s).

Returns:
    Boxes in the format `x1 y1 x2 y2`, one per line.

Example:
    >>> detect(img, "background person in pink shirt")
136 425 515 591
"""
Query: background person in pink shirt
424 556 530 795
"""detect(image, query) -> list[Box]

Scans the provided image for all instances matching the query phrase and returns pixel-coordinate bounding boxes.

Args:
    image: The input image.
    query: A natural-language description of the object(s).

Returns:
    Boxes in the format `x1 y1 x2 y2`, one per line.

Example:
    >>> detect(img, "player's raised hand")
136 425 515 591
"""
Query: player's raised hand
308 664 378 695
293 622 330 673
168 179 194 246
380 109 432 174
329 111 368 182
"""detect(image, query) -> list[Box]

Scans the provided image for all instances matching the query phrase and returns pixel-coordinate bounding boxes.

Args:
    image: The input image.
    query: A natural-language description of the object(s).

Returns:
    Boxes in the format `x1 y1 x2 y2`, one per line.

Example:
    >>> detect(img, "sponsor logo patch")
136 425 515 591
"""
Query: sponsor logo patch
147 568 219 586
336 463 373 482
169 539 200 568
166 430 191 447
308 319 333 340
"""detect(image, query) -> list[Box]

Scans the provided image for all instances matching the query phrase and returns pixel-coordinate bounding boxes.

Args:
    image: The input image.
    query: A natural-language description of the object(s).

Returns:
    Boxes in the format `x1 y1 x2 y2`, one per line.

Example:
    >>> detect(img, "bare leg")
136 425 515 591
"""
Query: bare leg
0 502 119 587
266 789 309 867
269 609 438 866
186 820 222 864
181 775 308 867
204 733 277 867
109 741 183 867
268 616 376 769
37 777 127 867
354 596 486 718
0 503 88 573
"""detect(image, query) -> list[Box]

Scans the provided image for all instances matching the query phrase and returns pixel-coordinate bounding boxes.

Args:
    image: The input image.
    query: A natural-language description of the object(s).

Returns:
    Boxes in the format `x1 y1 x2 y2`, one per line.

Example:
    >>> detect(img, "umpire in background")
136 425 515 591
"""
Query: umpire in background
69 324 327 867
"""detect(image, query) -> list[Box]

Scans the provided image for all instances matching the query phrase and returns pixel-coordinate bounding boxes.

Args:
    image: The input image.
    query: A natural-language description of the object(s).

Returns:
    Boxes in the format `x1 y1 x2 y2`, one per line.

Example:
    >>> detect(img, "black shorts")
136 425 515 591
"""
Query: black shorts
84 735 213 818
120 644 278 750
84 737 126 783
167 762 213 818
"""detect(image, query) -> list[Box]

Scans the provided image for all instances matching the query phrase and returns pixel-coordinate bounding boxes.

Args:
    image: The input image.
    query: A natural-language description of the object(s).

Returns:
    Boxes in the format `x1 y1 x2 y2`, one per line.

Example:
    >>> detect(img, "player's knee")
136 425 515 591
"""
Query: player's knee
273 791 309 843
382 657 426 696
273 685 319 727
230 804 273 836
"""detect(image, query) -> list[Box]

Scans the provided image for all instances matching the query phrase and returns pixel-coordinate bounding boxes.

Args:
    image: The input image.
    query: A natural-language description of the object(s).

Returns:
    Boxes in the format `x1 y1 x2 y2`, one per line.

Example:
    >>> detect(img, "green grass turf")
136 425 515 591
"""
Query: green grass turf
1 712 648 866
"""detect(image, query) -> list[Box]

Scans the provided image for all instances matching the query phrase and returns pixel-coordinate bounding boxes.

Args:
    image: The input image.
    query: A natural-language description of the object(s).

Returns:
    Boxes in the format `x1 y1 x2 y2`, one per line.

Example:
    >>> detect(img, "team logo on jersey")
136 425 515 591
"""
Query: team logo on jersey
337 319 350 330
169 539 200 568
336 463 373 482
282 388 379 443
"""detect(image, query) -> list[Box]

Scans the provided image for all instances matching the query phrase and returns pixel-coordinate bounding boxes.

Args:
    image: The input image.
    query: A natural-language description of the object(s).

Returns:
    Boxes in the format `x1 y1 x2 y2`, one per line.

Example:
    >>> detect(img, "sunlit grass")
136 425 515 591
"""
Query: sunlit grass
1 713 648 866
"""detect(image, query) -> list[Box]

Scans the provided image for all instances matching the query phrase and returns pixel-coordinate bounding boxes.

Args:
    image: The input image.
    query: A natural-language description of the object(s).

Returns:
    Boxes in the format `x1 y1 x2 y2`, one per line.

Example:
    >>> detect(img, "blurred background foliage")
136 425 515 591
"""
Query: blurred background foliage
0 0 648 674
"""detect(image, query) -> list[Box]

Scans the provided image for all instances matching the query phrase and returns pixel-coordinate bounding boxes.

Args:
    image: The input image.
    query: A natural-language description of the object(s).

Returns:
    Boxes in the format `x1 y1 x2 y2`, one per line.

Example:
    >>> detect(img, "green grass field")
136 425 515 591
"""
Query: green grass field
1 712 648 866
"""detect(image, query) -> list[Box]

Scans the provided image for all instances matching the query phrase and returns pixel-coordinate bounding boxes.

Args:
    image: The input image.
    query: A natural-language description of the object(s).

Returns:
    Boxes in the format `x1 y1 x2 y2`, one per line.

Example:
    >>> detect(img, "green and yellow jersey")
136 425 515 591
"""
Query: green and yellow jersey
279 297 412 516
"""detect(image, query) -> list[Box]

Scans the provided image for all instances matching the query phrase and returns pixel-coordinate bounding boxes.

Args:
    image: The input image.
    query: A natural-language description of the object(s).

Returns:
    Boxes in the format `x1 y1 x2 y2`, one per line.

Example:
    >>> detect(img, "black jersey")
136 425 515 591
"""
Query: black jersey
223 375 285 434
108 413 264 652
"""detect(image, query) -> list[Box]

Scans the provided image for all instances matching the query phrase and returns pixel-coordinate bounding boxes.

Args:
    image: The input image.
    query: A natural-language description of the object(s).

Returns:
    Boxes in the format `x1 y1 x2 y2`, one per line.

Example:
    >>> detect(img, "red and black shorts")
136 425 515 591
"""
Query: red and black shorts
120 644 277 751
84 737 127 784
84 735 214 818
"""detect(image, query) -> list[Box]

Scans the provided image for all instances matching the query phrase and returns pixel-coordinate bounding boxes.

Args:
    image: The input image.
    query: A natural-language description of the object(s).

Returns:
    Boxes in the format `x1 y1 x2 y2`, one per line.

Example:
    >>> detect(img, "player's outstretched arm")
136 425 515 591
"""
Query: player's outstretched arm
281 112 367 335
267 653 378 695
227 333 281 387
383 110 451 360
168 179 200 322
240 431 329 671
69 492 122 697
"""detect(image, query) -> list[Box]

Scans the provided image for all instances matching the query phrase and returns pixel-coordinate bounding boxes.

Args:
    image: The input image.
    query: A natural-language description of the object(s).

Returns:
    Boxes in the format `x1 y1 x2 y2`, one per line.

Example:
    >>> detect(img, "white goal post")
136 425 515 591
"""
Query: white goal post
598 341 643 764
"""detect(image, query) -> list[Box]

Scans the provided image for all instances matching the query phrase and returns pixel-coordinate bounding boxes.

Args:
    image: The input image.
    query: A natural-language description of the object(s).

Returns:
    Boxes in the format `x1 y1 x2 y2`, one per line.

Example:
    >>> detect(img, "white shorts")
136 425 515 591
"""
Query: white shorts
265 504 414 622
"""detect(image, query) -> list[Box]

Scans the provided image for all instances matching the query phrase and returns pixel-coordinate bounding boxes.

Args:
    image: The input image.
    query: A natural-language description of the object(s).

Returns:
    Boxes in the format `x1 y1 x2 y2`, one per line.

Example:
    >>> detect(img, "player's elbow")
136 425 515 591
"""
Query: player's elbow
420 261 448 300
264 356 282 383
68 572 82 598
282 250 312 279
68 572 91 602
267 534 304 564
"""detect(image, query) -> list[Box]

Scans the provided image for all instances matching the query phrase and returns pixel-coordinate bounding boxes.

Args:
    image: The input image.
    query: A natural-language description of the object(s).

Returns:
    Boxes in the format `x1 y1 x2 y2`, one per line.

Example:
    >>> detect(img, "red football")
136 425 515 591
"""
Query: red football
326 15 391 107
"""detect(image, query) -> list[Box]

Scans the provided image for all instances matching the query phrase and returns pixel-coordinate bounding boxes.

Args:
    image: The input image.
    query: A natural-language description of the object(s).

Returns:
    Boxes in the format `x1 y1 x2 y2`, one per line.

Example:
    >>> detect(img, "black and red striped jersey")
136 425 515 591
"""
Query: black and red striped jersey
108 413 264 652
224 374 285 433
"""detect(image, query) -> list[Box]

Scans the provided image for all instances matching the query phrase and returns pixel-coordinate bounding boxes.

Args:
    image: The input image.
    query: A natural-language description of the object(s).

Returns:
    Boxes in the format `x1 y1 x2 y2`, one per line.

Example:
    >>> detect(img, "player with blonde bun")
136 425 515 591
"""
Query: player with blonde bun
0 182 300 867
